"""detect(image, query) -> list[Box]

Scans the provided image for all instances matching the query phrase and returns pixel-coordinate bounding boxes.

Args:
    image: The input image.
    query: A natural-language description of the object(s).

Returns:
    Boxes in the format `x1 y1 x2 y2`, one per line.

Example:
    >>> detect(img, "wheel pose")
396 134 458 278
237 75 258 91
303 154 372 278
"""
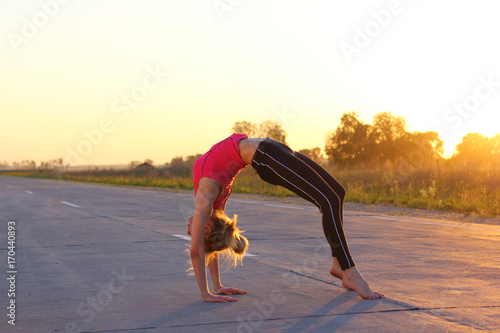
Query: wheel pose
187 133 384 302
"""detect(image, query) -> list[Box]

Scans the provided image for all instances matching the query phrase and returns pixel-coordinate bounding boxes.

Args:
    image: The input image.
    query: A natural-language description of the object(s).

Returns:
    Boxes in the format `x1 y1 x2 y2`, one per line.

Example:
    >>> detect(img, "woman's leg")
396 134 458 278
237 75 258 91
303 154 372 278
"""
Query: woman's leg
252 140 354 270
294 152 346 227
252 139 384 299
292 152 346 279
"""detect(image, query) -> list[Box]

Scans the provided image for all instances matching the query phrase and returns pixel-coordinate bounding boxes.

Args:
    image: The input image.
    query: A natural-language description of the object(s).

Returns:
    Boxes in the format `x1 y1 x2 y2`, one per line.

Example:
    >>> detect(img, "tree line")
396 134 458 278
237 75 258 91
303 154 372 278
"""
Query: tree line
0 158 66 170
232 114 444 168
3 113 498 172
234 113 499 169
325 111 443 168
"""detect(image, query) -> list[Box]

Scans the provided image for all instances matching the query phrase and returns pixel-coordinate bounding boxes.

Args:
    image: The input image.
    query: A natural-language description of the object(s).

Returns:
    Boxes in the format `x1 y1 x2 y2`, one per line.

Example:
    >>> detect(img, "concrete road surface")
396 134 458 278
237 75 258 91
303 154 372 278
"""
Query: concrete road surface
0 175 499 332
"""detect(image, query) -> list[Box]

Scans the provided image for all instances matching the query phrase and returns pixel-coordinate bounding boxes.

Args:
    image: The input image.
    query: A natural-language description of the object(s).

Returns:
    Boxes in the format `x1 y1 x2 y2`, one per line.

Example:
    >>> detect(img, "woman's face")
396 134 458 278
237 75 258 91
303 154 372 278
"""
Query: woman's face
187 215 214 236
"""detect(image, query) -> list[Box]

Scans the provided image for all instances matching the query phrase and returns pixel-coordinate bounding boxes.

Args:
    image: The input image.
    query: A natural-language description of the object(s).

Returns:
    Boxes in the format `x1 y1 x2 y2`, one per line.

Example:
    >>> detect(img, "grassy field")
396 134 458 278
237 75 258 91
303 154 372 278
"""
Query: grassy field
329 165 499 218
2 162 499 218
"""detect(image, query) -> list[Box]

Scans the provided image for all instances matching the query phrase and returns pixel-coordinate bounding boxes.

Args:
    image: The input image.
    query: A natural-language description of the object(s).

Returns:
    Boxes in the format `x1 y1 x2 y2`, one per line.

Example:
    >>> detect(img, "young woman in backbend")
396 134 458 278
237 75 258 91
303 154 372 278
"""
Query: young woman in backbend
187 133 384 302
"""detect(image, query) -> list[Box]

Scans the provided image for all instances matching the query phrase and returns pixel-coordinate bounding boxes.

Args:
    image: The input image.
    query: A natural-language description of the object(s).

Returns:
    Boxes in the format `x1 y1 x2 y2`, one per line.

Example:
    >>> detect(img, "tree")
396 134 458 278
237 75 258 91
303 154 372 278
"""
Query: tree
370 112 408 163
325 111 444 168
453 133 493 166
185 154 202 166
169 156 184 166
492 134 500 166
405 131 443 165
258 120 288 145
325 111 371 167
129 161 141 168
232 121 258 137
167 155 195 177
383 130 444 179
54 158 64 169
371 112 407 143
298 147 325 165
232 120 288 145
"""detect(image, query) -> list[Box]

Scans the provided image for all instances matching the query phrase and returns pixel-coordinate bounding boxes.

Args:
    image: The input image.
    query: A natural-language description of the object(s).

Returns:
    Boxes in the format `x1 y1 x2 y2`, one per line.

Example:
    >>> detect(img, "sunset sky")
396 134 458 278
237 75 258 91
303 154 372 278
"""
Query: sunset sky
1 0 499 166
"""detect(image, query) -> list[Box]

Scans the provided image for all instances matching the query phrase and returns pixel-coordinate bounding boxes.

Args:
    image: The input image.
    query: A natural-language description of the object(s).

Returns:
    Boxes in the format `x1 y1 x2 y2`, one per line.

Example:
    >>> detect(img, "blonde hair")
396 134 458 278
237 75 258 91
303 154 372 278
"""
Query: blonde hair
205 210 249 267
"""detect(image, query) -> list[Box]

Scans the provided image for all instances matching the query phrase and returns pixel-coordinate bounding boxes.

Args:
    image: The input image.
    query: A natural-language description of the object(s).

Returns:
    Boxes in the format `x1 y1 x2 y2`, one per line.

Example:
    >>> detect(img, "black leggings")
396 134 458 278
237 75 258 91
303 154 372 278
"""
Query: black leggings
251 138 354 270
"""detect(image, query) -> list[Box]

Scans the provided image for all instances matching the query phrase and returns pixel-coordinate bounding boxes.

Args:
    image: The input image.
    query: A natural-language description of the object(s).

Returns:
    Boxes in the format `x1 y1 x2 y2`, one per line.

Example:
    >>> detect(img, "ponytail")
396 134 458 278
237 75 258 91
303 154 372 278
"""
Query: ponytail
205 211 249 267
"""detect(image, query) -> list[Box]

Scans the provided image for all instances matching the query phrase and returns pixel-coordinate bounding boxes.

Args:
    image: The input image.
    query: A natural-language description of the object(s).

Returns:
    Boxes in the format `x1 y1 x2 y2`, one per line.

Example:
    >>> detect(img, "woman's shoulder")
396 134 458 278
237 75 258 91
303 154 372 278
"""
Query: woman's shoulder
198 177 222 190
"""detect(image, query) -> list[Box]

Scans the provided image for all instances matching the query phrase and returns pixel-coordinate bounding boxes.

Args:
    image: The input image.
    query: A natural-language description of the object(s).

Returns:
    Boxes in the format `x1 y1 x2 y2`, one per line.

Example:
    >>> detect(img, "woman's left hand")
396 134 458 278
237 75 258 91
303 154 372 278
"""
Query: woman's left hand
215 286 248 295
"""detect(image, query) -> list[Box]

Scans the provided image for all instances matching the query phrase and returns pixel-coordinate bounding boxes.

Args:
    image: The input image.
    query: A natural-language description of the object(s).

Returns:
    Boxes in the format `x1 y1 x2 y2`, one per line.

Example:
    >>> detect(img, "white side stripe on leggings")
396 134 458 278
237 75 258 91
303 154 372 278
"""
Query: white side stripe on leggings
255 149 352 267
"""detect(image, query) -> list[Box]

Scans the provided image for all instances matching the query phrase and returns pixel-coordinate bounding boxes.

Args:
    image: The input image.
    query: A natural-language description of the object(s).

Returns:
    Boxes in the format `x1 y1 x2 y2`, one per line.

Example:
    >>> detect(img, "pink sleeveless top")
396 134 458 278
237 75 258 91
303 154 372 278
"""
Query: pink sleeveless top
193 134 249 209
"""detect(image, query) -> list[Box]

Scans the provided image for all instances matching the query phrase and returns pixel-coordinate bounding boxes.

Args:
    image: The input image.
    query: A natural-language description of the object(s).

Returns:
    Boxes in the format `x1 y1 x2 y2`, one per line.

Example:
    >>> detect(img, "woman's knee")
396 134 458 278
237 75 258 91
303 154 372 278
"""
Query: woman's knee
318 191 341 211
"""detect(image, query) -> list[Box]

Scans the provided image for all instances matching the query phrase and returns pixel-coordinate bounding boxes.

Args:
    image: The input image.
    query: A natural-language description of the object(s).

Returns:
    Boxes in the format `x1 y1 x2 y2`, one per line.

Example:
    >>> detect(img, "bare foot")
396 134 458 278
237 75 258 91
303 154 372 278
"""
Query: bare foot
329 257 343 280
342 266 384 300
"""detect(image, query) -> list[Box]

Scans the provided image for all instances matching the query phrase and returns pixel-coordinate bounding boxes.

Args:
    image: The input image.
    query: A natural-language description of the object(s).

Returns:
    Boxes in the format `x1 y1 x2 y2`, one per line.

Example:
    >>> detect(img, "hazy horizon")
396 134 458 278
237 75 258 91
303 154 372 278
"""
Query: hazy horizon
1 1 499 166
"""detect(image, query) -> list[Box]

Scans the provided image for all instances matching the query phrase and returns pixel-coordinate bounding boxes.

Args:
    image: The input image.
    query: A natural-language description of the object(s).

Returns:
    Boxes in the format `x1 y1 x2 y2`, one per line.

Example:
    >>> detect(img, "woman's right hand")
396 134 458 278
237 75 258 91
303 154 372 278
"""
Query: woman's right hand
203 293 238 302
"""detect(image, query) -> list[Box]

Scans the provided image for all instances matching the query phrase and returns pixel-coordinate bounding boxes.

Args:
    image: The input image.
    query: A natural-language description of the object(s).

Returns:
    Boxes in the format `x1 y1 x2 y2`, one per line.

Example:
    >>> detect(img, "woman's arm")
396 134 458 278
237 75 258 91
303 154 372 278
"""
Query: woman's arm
208 253 247 297
191 178 236 302
207 253 223 291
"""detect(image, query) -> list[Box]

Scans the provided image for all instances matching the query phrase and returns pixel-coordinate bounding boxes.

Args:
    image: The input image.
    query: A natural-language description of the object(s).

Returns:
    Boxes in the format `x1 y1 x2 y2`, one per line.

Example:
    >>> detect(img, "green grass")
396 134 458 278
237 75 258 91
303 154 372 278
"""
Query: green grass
1 170 194 190
2 163 499 218
329 164 500 218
